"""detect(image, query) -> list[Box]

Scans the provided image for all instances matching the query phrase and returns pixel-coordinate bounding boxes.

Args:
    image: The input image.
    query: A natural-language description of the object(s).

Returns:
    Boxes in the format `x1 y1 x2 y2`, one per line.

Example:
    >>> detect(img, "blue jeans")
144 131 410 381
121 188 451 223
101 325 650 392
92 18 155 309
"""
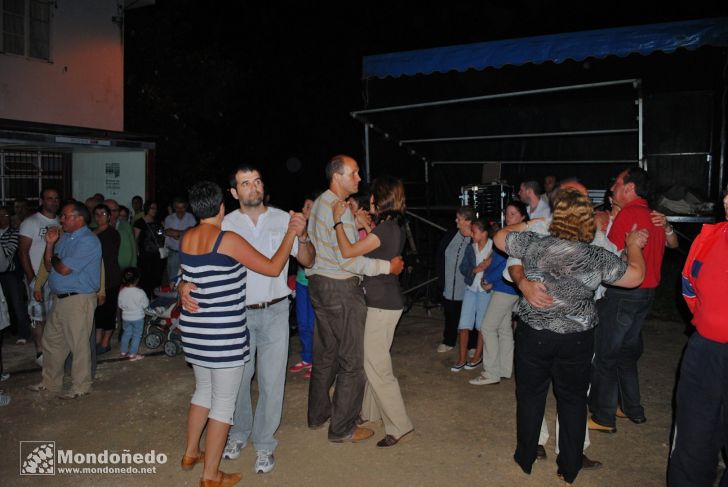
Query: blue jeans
668 332 728 487
295 282 315 364
457 288 491 331
228 299 289 453
120 319 144 355
166 249 180 284
589 287 654 426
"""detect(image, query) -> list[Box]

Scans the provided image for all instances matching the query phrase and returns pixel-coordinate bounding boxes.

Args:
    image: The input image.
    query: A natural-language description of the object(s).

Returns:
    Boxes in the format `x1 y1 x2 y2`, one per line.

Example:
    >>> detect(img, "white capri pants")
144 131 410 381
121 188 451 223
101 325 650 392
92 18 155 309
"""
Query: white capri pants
191 364 245 424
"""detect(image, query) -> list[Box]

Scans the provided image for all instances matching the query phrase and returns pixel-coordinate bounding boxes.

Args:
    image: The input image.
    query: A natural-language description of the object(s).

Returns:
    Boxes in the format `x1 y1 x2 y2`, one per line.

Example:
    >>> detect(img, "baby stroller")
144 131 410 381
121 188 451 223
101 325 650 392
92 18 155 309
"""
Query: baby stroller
143 287 183 357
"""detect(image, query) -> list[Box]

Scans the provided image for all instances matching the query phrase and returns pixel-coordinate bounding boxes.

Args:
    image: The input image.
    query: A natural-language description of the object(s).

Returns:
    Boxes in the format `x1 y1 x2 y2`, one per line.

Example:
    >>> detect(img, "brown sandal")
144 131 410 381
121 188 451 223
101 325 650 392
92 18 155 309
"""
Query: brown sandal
180 450 204 470
199 471 241 487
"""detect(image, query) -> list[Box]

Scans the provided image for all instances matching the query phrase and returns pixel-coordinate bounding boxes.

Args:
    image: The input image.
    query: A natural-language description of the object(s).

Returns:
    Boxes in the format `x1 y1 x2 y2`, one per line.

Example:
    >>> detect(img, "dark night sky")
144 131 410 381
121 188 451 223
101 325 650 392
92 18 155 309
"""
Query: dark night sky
124 1 728 211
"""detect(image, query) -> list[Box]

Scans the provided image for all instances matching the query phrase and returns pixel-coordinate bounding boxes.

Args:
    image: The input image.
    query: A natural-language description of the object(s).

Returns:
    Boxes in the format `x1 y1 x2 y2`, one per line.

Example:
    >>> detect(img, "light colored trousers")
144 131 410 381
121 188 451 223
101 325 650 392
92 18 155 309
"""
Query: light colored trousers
481 291 518 380
229 299 289 453
41 293 96 394
191 364 244 424
361 307 414 438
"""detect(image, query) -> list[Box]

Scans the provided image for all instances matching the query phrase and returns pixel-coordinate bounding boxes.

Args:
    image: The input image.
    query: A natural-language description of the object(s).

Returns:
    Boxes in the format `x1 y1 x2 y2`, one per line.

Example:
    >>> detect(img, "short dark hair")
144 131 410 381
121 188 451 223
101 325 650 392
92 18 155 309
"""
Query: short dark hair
189 181 223 219
521 180 542 196
506 200 530 222
93 203 111 216
456 206 475 222
471 218 494 235
119 205 130 216
121 267 141 286
143 200 157 214
40 187 59 199
67 201 90 224
623 167 650 199
229 164 263 188
172 196 187 207
325 155 349 182
132 195 143 203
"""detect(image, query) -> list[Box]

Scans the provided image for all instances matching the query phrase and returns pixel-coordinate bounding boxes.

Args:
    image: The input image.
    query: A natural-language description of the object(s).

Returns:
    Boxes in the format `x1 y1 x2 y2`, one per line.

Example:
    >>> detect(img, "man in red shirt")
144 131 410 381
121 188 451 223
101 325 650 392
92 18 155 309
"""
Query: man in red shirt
667 190 728 486
589 167 669 432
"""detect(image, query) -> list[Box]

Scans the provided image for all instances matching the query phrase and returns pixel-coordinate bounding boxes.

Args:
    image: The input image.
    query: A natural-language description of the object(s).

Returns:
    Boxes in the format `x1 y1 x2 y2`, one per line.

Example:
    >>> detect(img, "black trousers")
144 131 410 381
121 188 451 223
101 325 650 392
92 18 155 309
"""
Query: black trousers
513 322 594 484
307 275 368 438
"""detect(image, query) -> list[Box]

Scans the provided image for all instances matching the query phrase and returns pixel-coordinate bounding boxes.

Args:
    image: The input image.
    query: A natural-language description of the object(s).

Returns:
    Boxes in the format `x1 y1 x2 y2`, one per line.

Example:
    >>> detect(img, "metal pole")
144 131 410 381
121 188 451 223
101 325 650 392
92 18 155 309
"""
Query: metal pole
405 210 447 232
351 79 639 116
637 80 644 169
430 160 638 165
400 128 637 144
364 123 371 183
0 151 4 205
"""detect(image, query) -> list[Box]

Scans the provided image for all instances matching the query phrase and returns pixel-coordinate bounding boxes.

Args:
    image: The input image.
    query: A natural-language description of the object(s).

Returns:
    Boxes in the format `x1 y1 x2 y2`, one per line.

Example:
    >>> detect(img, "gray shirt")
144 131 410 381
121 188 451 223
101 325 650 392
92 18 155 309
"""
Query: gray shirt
442 232 470 301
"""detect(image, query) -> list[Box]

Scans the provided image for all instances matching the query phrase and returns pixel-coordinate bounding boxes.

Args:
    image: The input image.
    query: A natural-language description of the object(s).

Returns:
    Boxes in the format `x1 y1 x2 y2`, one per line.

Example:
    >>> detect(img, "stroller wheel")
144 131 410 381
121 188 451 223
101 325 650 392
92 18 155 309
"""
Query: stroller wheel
164 340 178 357
145 331 164 350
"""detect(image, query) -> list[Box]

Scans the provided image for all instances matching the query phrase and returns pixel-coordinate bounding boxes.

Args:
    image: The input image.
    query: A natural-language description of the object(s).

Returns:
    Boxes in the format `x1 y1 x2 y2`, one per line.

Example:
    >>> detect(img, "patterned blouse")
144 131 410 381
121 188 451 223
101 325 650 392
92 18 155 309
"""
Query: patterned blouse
505 231 627 334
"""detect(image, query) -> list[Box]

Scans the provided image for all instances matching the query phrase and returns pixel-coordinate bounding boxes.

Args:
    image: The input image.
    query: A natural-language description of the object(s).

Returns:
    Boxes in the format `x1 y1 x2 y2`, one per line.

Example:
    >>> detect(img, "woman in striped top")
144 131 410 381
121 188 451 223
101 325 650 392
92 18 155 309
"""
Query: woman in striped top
179 181 300 487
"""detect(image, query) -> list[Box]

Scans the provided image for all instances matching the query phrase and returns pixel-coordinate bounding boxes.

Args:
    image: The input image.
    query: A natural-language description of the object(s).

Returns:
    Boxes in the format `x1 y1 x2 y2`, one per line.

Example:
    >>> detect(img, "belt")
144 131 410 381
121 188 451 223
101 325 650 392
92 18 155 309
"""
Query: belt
57 292 79 299
246 296 287 310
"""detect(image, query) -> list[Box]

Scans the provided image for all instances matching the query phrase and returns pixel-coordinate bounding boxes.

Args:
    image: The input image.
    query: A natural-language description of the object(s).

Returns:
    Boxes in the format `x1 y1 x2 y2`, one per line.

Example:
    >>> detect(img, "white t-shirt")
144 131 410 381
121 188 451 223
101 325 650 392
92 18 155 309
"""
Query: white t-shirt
19 212 60 275
222 207 298 306
468 240 493 292
118 286 150 321
163 212 197 251
528 197 552 220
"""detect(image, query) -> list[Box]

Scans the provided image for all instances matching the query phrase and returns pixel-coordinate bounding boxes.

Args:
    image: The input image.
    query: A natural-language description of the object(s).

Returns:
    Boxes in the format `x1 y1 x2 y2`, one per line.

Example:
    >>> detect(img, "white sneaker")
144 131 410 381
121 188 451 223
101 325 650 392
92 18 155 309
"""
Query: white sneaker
35 354 43 367
469 375 501 386
222 439 246 460
255 450 275 474
467 348 476 359
437 344 453 353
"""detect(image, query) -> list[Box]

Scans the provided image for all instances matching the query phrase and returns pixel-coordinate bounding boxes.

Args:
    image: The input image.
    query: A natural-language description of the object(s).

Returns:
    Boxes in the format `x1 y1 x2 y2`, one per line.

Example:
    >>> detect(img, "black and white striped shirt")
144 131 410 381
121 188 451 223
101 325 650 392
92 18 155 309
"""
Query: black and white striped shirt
0 227 18 273
179 231 249 368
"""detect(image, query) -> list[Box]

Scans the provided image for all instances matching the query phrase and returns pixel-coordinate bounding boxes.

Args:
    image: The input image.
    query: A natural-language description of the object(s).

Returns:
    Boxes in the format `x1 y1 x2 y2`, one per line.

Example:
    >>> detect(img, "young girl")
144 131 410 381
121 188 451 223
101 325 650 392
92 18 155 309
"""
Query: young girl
118 267 150 361
452 219 494 372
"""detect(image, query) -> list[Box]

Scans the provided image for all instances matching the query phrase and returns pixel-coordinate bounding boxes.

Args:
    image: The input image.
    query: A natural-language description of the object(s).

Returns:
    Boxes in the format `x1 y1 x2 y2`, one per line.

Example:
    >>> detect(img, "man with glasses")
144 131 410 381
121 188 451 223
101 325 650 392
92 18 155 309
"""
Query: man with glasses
18 188 60 366
163 197 196 284
27 202 101 399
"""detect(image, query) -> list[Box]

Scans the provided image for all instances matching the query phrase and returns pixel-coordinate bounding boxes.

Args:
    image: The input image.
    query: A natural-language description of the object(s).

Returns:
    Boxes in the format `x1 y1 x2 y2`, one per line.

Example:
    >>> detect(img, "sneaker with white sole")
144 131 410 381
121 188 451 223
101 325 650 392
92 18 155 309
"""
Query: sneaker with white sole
469 375 500 386
437 344 453 353
0 372 9 381
255 450 275 474
464 359 482 370
450 362 466 372
222 439 246 460
35 353 43 367
288 361 312 373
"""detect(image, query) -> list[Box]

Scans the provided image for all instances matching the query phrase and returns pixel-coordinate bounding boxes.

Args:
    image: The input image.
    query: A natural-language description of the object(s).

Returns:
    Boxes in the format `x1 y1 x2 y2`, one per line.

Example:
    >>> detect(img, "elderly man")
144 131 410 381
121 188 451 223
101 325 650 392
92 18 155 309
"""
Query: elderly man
518 180 551 220
27 202 101 399
19 187 60 365
589 167 673 433
213 165 313 474
306 155 404 443
163 196 196 283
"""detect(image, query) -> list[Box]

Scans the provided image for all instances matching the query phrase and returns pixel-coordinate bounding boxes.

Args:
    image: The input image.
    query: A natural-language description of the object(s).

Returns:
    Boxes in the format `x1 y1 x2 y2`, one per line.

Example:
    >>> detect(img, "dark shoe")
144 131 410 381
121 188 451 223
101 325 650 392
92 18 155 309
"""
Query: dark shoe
376 429 414 448
181 451 204 470
199 471 241 487
329 426 374 443
464 358 482 370
536 444 547 460
616 407 647 424
581 454 602 470
587 416 616 433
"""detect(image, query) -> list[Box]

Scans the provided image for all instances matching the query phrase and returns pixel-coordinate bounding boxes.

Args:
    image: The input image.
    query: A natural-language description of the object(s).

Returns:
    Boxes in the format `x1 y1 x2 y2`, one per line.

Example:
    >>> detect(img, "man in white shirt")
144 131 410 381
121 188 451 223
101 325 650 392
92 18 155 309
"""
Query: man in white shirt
221 165 314 474
18 188 60 365
518 180 552 220
163 197 197 283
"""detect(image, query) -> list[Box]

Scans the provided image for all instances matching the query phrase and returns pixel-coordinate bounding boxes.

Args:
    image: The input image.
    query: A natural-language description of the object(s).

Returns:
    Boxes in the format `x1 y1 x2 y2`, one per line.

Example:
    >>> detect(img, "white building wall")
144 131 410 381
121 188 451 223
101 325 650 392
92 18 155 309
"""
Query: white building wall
0 0 124 131
73 151 146 207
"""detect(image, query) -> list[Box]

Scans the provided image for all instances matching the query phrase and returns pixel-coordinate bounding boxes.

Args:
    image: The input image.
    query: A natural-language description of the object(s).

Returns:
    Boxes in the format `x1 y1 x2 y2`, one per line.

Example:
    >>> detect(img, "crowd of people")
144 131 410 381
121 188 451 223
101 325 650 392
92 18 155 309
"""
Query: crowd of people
0 156 725 487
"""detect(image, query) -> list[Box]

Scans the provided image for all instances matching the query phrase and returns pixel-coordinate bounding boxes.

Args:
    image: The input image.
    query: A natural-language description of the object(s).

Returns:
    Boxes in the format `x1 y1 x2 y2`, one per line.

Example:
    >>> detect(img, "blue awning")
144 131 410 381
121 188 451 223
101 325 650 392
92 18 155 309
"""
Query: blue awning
363 17 728 80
